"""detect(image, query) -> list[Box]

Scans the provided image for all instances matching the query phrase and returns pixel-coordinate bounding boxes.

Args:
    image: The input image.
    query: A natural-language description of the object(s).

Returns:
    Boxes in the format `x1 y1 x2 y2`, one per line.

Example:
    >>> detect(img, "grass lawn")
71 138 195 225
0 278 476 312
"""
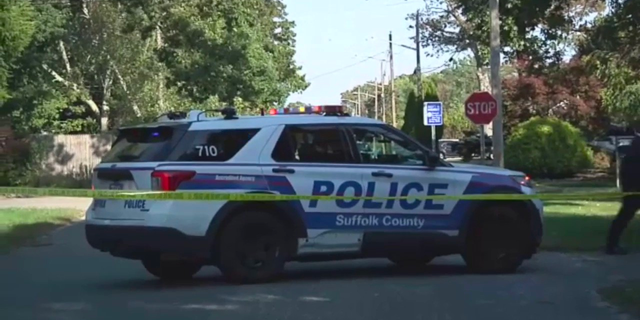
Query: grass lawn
0 208 83 254
542 200 640 251
538 177 640 251
599 280 640 318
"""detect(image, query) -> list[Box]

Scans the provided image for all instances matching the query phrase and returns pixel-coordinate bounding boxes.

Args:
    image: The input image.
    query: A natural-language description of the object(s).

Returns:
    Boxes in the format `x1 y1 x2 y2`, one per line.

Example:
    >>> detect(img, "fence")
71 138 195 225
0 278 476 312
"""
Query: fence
30 133 115 187
0 119 13 165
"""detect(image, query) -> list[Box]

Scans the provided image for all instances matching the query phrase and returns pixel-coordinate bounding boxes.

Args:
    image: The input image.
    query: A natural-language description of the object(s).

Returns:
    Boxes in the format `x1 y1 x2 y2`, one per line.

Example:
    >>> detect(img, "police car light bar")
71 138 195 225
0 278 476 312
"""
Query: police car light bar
268 105 345 115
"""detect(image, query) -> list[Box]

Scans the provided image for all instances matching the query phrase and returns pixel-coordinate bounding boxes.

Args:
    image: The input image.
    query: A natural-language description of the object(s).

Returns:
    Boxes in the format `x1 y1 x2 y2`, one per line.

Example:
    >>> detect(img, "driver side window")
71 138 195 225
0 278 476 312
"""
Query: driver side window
349 125 426 166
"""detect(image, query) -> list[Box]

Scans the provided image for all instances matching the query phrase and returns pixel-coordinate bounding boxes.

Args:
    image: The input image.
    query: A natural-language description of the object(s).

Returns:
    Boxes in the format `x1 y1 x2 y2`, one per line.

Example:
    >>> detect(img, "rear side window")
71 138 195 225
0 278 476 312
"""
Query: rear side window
271 125 354 163
169 129 260 162
102 125 188 163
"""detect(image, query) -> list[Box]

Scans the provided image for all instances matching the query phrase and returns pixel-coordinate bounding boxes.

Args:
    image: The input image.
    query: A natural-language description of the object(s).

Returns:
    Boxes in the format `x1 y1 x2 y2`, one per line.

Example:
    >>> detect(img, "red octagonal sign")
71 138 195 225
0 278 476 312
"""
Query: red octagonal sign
465 91 497 125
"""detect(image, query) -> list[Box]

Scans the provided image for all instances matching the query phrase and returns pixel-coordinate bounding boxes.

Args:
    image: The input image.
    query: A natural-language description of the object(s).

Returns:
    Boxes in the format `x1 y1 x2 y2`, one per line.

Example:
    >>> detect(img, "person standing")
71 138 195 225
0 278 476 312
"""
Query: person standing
606 134 640 255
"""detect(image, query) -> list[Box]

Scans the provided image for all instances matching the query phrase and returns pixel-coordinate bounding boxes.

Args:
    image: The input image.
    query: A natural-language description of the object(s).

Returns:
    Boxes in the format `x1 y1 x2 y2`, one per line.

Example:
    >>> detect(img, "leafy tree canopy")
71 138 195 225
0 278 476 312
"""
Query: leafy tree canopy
1 0 307 134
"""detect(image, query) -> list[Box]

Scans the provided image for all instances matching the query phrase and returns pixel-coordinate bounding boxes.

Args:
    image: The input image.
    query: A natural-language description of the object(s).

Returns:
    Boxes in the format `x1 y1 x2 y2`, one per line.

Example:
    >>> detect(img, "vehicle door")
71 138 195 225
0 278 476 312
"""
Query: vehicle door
344 124 468 234
261 124 366 254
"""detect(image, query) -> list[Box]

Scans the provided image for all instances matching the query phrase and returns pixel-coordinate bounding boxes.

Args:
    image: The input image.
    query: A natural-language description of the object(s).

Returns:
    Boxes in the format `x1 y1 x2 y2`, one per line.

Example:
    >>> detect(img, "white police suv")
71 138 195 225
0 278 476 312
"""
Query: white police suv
85 105 543 283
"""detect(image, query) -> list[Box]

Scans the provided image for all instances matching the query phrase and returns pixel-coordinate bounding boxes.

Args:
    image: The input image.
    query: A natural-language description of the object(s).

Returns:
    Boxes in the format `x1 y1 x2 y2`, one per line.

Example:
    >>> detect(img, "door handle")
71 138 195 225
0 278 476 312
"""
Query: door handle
371 171 393 178
272 167 295 174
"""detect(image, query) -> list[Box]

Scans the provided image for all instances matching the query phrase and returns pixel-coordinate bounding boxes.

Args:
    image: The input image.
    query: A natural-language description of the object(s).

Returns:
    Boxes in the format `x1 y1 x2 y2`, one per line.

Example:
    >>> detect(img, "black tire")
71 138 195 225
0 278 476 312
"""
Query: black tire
216 211 289 284
463 204 529 274
388 255 434 268
142 258 202 281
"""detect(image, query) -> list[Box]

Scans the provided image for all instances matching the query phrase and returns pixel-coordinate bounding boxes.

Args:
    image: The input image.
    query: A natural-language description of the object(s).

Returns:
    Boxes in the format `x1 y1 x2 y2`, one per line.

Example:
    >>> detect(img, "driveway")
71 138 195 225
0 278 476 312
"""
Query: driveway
1 222 639 320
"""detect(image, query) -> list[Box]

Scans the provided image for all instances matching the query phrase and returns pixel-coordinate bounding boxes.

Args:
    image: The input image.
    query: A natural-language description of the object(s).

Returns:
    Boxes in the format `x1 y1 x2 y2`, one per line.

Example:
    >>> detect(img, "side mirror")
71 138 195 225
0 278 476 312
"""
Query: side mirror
426 153 440 168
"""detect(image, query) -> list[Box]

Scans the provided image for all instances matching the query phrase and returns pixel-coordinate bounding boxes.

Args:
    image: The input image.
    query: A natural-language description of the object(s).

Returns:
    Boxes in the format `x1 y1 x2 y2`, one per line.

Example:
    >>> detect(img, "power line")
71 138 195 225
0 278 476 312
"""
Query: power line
306 51 387 81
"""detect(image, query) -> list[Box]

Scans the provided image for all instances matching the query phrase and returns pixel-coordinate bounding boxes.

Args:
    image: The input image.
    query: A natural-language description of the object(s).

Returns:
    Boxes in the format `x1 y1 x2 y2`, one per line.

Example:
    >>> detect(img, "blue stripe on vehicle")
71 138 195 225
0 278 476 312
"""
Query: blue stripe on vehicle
175 173 522 231
179 174 271 191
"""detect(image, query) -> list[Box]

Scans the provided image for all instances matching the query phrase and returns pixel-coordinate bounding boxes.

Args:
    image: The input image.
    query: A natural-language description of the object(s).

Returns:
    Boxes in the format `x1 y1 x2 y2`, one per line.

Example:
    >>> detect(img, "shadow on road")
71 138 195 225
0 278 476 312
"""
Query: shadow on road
0 219 76 254
92 260 536 292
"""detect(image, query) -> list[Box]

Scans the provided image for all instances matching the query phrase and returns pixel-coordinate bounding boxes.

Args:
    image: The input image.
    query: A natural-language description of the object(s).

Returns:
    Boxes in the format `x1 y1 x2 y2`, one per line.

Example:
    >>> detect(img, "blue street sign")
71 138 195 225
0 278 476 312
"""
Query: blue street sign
423 101 443 126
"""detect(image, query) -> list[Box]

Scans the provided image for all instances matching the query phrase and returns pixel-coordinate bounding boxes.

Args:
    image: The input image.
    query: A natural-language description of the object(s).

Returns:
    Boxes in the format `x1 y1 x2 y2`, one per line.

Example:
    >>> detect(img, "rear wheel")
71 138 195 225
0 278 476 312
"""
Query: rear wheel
463 204 529 274
216 211 289 284
142 258 203 280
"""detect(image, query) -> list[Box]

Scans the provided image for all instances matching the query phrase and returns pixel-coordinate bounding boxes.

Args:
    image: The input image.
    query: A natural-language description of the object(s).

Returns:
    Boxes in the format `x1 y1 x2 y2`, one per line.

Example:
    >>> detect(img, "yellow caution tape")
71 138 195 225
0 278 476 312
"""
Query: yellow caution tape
0 187 634 201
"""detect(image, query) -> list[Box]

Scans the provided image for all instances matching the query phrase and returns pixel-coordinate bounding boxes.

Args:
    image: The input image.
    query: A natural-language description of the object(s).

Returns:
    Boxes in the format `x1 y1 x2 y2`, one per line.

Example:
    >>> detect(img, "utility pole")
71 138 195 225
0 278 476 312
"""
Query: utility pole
415 9 423 102
374 78 379 120
389 31 396 127
490 0 504 167
357 86 362 117
381 61 386 123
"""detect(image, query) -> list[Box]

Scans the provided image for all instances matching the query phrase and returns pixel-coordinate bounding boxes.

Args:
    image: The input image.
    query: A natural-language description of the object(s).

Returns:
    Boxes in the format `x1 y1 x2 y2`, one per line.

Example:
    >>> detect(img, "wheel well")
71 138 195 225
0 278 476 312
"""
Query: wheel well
209 201 304 260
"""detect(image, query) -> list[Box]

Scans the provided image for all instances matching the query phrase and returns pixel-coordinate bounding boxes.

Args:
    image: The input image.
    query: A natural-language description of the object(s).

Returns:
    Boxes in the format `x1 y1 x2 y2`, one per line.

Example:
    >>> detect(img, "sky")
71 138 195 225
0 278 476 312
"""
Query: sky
283 0 447 105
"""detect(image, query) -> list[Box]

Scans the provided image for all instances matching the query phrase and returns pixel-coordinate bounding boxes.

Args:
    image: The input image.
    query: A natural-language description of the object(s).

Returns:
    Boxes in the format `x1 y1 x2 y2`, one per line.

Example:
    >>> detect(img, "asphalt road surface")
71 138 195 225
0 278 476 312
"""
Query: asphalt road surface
1 222 639 320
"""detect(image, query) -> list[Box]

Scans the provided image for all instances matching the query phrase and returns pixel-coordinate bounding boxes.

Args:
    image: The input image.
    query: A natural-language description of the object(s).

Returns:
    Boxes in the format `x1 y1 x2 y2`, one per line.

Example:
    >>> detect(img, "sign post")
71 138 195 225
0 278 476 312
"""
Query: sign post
464 92 498 163
423 101 443 152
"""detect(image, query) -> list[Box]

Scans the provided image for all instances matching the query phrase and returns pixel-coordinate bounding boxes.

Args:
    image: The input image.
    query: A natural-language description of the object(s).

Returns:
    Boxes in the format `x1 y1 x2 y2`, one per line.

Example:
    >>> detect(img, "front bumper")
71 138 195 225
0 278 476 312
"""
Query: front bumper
85 224 210 260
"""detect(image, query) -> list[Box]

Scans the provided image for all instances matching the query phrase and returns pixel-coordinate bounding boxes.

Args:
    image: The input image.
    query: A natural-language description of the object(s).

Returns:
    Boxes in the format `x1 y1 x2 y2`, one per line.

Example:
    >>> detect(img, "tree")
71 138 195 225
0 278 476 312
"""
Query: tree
579 0 640 71
502 58 606 137
409 0 604 90
4 0 176 133
578 0 640 126
0 0 36 103
604 82 640 126
401 79 444 149
2 0 308 134
428 57 477 138
119 0 308 107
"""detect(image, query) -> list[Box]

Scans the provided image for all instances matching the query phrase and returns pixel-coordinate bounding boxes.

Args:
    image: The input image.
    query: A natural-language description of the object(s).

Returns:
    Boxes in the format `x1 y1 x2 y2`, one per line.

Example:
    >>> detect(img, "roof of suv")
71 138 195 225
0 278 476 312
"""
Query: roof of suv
128 114 383 130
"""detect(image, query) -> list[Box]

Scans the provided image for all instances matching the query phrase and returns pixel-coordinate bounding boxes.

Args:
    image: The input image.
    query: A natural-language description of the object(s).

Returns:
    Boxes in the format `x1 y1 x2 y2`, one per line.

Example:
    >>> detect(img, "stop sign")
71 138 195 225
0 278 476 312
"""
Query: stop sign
465 91 498 125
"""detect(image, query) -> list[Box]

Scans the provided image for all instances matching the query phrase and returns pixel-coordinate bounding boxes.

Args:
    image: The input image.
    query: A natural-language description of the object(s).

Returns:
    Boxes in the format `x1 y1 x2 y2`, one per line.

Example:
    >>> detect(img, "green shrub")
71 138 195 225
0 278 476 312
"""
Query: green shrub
0 138 45 187
505 117 593 178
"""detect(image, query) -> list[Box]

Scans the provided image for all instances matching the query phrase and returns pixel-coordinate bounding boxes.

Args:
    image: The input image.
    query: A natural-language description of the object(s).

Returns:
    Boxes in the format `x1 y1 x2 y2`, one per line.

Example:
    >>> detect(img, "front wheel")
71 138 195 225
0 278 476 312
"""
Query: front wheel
216 211 290 284
463 204 529 274
142 258 203 281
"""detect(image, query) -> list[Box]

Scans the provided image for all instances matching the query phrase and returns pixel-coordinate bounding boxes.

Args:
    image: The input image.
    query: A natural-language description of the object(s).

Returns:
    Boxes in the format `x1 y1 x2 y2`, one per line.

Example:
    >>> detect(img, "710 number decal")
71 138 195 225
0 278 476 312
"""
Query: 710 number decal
196 145 218 157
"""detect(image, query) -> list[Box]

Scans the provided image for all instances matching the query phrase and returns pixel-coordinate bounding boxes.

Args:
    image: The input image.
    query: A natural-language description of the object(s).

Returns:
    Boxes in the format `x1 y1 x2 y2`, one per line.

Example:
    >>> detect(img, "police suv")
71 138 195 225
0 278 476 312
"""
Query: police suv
85 105 543 283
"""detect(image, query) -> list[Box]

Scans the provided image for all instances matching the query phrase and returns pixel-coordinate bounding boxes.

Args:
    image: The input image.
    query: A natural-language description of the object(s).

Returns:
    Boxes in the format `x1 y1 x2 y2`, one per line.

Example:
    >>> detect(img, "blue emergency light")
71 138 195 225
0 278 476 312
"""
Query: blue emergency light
268 105 345 115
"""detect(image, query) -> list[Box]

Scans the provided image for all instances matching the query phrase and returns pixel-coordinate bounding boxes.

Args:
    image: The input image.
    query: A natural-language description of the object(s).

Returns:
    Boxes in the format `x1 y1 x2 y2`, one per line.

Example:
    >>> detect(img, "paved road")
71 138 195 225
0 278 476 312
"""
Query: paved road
1 222 639 320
